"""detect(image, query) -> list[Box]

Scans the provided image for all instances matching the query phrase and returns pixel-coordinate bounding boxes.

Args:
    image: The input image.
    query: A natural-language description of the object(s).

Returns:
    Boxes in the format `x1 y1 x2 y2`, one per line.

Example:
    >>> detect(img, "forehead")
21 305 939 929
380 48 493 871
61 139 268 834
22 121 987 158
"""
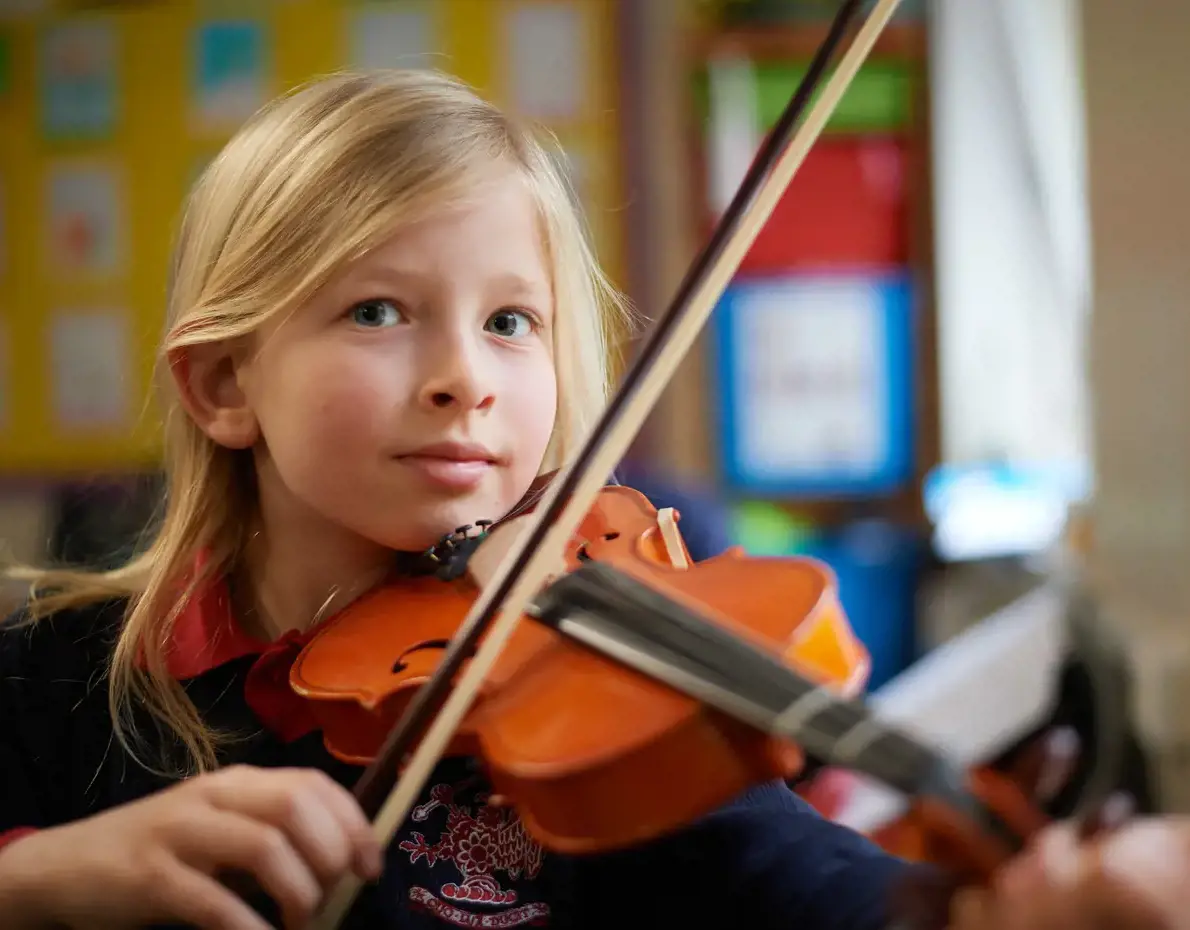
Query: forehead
353 171 551 284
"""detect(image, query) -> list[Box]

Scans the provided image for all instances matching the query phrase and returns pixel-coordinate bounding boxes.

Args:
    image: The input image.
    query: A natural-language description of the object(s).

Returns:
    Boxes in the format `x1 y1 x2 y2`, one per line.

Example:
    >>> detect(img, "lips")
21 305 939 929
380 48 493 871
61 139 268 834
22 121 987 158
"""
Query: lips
398 441 500 464
395 441 500 491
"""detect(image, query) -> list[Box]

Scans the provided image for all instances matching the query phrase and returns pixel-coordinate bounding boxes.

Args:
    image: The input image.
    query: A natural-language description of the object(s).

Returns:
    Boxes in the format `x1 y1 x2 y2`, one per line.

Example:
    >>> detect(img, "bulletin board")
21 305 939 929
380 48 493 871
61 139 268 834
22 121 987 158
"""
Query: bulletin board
676 17 936 514
0 0 625 475
712 272 916 497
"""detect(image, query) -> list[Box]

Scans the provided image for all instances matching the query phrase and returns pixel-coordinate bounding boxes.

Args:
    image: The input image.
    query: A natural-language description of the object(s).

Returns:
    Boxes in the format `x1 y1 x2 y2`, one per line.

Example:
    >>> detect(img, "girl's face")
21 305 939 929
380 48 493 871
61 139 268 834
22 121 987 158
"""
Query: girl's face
237 170 559 555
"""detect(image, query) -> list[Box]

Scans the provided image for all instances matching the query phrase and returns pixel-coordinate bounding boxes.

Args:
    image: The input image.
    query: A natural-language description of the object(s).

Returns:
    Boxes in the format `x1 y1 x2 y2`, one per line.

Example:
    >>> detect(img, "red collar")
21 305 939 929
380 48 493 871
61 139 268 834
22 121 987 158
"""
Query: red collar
152 556 323 743
162 569 270 679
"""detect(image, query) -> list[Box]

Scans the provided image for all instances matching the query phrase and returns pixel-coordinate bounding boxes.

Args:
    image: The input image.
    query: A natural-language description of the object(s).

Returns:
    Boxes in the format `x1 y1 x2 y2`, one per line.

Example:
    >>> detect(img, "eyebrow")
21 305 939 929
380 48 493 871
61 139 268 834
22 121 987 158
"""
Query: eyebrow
348 267 549 299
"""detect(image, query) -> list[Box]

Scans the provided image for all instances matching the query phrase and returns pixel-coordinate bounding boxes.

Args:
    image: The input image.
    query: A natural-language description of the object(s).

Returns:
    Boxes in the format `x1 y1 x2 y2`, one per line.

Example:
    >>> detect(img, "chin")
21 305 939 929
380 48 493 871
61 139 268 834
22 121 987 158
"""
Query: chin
371 498 509 554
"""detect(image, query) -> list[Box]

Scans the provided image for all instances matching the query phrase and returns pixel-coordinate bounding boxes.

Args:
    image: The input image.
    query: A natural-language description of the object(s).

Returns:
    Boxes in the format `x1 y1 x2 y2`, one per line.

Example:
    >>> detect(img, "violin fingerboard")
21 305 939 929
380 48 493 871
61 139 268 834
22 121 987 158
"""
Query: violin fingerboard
534 562 969 808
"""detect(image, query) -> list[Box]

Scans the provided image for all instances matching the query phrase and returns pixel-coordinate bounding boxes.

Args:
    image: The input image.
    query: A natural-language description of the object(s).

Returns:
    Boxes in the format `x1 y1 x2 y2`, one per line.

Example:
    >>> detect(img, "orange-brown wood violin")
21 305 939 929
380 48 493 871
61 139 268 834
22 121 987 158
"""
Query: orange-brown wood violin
282 1 1131 927
291 484 870 854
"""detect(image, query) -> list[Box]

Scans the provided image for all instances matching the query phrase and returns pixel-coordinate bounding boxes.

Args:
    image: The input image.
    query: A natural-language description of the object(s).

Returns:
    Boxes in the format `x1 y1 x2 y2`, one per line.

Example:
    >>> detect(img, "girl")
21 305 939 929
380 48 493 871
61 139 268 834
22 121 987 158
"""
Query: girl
0 70 918 930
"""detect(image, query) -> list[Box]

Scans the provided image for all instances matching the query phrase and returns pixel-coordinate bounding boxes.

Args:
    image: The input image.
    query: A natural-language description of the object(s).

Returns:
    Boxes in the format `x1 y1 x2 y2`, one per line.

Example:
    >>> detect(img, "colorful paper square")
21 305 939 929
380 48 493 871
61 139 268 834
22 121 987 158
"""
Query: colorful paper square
45 161 125 275
39 21 118 139
192 20 268 132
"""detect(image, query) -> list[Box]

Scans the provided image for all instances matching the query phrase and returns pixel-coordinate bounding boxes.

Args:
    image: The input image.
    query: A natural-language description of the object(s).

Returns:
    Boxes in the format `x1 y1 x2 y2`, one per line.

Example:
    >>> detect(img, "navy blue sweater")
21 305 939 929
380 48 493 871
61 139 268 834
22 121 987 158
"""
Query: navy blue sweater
0 596 920 929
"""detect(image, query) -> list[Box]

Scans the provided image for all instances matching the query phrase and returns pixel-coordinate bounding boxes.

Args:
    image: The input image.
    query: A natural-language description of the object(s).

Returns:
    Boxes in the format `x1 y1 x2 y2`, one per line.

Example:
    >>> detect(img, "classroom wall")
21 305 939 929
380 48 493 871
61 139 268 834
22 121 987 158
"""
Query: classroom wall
1082 0 1190 810
0 0 626 476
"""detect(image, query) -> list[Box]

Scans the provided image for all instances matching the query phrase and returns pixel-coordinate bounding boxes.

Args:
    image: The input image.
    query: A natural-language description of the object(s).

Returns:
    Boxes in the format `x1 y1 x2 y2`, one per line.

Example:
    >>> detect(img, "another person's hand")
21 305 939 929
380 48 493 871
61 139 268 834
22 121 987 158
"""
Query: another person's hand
948 817 1190 930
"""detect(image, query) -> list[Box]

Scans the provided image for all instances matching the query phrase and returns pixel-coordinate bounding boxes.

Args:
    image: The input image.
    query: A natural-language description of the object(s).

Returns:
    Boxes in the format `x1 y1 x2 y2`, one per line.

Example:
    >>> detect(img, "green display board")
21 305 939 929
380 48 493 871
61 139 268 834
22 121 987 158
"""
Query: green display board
693 58 916 135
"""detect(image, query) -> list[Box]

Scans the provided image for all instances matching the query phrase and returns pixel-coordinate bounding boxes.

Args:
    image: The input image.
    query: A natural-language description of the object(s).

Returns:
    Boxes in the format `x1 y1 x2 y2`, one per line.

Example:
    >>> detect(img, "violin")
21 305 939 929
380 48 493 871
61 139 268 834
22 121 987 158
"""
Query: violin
287 0 1128 926
291 485 872 854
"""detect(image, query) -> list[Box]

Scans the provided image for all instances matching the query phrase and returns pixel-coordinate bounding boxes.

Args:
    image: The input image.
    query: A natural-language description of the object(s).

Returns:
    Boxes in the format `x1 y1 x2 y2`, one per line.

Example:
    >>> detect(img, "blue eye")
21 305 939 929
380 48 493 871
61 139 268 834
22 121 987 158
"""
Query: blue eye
486 309 535 339
350 299 403 327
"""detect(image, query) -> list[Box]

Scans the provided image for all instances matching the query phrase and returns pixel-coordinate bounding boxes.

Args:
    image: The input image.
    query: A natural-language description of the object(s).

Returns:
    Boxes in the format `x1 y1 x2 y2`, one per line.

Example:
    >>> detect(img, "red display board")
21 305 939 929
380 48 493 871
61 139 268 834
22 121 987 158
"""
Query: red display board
711 136 911 274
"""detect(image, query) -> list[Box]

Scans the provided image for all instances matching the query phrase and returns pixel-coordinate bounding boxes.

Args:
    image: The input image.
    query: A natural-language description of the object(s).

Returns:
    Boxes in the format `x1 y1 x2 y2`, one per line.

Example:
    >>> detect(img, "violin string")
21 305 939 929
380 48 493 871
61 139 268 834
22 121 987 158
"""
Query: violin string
558 607 948 801
534 562 964 804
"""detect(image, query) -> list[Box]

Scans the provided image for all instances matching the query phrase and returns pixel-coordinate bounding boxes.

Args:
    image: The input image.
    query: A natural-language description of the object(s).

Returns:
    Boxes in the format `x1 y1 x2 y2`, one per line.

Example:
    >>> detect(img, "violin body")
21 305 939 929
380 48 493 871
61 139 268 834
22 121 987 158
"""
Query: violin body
291 485 871 854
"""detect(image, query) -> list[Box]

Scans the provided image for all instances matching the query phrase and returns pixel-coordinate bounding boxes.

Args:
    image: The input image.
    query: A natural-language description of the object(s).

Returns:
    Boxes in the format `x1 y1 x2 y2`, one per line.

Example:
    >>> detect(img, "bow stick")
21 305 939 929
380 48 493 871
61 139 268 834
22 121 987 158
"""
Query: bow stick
313 0 904 924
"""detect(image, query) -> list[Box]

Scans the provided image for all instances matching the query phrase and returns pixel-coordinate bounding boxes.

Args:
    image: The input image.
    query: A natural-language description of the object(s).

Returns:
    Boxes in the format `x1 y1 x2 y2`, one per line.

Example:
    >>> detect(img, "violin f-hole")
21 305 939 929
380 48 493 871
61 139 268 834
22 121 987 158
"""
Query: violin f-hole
392 639 453 675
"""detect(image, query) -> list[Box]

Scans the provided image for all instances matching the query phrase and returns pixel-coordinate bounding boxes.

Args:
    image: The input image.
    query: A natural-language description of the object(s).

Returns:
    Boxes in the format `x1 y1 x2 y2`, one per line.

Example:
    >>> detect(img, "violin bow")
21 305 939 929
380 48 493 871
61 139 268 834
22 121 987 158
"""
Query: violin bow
313 0 904 924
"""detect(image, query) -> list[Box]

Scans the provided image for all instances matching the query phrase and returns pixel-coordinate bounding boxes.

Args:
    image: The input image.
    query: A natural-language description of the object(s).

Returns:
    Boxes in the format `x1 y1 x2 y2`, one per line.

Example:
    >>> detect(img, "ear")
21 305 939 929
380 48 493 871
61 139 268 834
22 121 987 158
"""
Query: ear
168 340 259 449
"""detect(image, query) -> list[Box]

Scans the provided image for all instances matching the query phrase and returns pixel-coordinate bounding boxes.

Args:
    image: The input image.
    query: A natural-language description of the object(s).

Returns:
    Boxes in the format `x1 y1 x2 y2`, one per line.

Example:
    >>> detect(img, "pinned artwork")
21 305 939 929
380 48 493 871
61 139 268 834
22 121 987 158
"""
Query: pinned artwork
350 3 437 71
193 20 267 132
46 162 124 276
50 310 131 430
40 20 118 139
503 2 586 121
713 274 915 495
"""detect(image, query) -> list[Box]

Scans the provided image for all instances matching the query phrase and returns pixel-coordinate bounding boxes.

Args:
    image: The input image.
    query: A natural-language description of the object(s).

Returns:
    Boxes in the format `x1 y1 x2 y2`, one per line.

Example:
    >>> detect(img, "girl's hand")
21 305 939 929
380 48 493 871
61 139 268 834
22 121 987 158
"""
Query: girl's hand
0 764 382 930
948 818 1190 930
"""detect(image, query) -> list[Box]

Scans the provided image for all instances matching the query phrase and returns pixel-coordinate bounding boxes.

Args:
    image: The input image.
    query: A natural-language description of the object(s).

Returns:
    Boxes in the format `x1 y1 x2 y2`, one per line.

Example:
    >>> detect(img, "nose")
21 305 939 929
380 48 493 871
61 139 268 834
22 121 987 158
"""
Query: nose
417 326 496 413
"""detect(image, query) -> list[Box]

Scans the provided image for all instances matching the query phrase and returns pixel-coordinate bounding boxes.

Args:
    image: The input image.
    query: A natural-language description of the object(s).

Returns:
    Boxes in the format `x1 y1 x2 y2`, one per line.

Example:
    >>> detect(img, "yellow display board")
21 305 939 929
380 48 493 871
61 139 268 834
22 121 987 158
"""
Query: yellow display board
0 0 624 474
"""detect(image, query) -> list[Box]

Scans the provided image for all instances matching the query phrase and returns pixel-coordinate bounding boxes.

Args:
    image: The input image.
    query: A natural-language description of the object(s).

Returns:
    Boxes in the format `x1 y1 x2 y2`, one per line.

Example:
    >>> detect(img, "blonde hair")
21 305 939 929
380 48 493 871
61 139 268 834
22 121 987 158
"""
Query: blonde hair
12 70 630 775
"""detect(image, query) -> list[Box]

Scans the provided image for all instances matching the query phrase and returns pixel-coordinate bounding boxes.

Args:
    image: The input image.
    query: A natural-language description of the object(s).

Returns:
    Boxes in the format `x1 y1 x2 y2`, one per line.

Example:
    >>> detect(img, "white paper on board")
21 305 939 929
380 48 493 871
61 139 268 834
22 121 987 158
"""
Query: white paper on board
41 20 119 138
50 310 131 429
504 2 586 120
734 279 888 478
350 4 437 71
45 162 124 275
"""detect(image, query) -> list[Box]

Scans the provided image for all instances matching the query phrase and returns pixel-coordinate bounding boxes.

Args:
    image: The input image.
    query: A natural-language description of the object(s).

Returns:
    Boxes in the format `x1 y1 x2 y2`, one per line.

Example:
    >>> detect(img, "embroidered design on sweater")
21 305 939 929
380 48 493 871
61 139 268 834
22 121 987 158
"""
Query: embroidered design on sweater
400 782 549 927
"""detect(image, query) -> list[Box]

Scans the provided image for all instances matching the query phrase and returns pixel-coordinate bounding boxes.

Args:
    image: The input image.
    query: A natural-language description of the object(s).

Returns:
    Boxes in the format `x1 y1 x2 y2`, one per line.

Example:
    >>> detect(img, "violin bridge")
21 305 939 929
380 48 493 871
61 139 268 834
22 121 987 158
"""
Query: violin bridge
656 508 689 569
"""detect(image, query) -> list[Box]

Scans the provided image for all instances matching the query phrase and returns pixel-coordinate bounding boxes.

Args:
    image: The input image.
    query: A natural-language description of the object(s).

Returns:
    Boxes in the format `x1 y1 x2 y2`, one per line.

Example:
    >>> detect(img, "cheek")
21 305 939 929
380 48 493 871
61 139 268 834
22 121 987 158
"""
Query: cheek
507 355 559 458
262 347 394 457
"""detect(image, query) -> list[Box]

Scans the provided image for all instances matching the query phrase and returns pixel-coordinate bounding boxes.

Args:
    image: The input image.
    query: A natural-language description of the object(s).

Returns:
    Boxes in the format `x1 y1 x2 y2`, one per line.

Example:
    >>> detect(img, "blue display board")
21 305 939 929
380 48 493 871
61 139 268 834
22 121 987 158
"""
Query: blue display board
712 272 915 496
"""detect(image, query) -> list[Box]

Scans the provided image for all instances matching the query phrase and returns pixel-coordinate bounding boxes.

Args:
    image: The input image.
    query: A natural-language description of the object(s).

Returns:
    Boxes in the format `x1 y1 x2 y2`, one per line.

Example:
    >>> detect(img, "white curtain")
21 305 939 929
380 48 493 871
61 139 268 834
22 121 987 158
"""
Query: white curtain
929 0 1092 474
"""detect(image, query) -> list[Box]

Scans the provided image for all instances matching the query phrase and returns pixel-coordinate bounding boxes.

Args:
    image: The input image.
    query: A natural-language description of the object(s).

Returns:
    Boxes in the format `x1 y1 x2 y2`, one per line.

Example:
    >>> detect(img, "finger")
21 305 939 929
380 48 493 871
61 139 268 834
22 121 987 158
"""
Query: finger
303 770 383 878
145 860 275 930
1032 821 1084 884
204 767 379 885
173 809 322 930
